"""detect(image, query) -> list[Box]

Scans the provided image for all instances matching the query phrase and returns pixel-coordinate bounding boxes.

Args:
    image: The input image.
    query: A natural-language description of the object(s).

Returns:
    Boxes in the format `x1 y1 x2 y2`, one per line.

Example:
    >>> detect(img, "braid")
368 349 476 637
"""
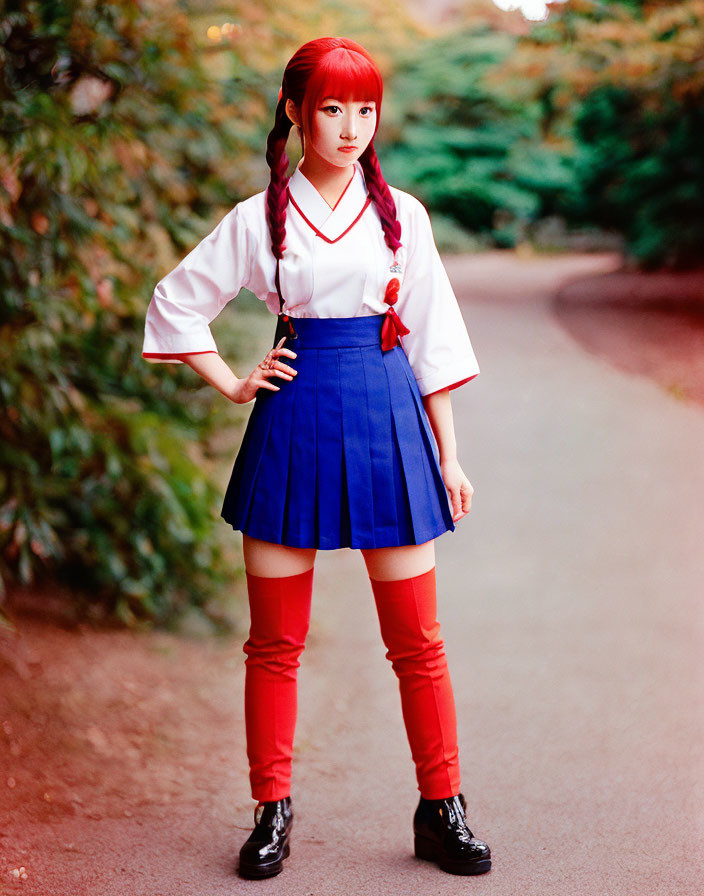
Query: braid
359 142 409 351
265 97 299 339
265 97 294 260
359 143 402 254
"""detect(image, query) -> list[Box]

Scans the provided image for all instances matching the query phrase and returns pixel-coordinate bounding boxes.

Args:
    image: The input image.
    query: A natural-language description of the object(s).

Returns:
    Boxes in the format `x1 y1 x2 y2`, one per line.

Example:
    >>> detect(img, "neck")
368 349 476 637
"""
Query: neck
298 152 357 208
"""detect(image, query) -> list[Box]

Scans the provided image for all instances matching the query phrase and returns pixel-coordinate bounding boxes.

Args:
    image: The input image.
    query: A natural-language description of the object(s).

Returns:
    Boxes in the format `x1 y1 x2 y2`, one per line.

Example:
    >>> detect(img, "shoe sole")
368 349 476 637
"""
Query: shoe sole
237 839 290 879
414 833 491 875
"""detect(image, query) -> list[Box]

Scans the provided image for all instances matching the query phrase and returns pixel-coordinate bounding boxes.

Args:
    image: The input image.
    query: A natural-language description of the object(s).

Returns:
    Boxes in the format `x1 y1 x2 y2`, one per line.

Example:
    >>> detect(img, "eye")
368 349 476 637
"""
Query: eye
320 104 375 115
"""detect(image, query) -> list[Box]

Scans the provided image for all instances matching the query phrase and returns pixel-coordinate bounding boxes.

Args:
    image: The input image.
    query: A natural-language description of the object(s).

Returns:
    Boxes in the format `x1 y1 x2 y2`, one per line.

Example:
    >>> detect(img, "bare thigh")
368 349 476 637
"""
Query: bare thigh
360 539 436 581
242 534 317 578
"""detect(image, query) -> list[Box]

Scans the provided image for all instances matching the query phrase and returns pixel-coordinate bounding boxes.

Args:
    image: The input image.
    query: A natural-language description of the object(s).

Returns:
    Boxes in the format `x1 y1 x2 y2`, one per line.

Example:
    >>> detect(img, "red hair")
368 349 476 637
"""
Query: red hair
265 38 403 339
297 44 383 141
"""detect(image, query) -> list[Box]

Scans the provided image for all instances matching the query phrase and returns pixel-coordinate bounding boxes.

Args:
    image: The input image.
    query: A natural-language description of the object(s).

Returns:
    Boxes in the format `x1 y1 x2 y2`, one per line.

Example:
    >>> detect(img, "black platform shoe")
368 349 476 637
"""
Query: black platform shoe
237 796 293 879
413 792 491 875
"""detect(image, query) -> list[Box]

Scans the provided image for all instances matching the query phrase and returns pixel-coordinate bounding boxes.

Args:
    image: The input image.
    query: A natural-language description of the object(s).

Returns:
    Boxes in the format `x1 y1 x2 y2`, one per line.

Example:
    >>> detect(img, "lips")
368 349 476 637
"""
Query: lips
338 146 357 151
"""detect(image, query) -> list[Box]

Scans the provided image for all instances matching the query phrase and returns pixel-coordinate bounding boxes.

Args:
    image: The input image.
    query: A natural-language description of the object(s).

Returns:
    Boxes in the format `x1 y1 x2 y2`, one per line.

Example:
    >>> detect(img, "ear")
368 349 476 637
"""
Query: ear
285 98 301 127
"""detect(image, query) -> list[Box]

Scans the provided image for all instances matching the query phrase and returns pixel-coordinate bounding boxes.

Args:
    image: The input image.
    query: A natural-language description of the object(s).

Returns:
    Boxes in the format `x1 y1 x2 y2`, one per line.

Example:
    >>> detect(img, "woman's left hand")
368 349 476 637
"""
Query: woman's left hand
440 457 474 522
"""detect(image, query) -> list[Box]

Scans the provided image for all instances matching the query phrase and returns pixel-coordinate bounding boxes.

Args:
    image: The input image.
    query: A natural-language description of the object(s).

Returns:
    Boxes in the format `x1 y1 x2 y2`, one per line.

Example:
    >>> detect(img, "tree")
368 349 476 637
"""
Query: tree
507 0 704 267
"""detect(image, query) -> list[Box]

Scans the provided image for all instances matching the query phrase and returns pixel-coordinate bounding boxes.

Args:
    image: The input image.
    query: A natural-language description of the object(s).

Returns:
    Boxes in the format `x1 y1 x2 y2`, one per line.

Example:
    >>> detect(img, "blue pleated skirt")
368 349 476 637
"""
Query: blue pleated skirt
220 314 455 549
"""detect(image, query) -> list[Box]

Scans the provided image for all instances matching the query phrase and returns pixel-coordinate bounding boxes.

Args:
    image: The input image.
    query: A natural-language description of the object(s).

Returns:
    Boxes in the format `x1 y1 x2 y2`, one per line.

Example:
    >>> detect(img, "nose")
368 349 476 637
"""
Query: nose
340 112 356 140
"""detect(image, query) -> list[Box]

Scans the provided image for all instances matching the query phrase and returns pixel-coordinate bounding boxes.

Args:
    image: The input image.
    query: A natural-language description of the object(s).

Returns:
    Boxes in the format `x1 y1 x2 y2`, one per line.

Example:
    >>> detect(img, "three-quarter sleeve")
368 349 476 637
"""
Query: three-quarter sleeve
395 196 480 397
142 202 254 364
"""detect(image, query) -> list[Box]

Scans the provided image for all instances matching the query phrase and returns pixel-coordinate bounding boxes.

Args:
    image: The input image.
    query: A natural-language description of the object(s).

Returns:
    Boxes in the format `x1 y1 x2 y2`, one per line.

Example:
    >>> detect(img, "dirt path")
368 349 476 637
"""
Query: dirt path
2 250 704 895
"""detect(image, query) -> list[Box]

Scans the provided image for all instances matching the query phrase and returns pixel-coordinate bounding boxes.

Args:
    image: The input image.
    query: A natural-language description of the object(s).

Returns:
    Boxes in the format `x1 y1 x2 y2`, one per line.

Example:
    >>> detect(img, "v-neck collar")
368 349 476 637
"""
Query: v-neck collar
287 160 370 242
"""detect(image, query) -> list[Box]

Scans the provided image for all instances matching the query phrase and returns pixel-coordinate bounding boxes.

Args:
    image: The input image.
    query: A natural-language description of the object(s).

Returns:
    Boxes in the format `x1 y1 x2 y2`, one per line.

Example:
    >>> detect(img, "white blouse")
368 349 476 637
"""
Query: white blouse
142 159 480 396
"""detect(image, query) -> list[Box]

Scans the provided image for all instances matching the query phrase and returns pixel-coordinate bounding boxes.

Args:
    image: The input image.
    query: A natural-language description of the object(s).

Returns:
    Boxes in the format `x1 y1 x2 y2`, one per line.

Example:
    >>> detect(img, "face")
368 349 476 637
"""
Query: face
289 96 377 169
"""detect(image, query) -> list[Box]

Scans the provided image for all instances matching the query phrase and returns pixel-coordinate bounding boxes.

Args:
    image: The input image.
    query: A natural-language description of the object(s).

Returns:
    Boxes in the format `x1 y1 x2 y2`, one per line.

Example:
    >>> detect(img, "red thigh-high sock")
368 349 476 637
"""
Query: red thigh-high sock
243 566 314 802
369 566 461 800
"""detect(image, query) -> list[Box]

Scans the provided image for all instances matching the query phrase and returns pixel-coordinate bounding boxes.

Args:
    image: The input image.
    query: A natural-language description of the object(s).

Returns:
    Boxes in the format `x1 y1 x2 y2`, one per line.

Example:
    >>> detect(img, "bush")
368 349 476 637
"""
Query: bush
379 25 576 249
0 0 259 627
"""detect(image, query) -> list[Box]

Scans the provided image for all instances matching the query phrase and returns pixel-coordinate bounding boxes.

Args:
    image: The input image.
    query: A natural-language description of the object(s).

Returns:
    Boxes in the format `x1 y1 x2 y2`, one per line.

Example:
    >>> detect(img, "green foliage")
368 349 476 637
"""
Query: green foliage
557 85 704 268
380 26 575 249
0 0 258 626
514 0 704 267
380 4 704 265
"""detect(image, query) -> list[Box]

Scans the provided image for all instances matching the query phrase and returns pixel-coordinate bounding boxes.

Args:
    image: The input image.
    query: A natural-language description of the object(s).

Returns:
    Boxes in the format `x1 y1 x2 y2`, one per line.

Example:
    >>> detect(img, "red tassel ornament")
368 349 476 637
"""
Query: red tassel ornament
380 269 410 351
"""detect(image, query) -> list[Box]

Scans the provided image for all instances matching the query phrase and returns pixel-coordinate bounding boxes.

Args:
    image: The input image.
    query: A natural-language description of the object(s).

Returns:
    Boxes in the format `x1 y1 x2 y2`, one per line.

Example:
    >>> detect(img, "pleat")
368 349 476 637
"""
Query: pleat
339 347 375 546
358 345 410 546
283 349 319 545
315 346 347 549
220 389 276 532
240 365 298 543
399 355 456 534
383 347 454 543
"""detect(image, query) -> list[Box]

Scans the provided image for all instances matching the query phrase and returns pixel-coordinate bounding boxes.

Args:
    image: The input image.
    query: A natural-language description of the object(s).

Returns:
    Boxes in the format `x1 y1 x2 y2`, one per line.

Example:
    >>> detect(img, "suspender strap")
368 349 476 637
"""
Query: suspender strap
274 257 298 343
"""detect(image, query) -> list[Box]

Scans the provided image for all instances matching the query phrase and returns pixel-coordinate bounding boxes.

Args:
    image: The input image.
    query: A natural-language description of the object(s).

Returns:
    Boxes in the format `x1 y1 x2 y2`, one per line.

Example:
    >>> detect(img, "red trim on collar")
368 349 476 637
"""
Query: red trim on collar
331 168 355 210
287 188 372 244
296 166 355 211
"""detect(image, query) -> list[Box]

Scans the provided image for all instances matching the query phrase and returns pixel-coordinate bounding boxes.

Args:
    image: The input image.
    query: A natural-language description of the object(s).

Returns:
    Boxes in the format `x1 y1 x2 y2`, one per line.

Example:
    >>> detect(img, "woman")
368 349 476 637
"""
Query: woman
142 37 491 879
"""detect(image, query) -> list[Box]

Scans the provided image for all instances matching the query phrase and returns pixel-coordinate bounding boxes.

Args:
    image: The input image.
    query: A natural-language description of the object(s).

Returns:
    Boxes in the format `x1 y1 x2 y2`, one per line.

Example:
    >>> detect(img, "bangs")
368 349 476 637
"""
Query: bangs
303 48 382 130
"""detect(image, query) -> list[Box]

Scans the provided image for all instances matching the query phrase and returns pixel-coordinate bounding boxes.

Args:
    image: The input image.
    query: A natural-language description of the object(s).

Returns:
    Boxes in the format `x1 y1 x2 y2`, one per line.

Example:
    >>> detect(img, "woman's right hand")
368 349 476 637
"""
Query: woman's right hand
229 337 298 404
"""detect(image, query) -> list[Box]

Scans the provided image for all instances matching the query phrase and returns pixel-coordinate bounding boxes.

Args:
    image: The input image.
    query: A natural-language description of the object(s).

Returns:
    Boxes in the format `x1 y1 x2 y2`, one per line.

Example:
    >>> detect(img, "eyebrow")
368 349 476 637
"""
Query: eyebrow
321 97 376 104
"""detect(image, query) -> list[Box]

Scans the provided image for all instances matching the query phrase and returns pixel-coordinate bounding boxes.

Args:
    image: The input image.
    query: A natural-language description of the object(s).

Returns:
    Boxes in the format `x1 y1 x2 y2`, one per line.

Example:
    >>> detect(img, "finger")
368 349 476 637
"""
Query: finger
260 366 293 381
448 485 462 519
452 485 469 521
276 336 287 349
275 362 298 376
258 380 280 391
262 358 297 377
274 348 298 359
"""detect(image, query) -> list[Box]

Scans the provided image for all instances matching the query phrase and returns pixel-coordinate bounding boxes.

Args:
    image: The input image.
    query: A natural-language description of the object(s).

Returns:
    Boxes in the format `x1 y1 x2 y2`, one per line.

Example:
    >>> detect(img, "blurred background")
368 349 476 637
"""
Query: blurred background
2 0 701 634
2 3 704 892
